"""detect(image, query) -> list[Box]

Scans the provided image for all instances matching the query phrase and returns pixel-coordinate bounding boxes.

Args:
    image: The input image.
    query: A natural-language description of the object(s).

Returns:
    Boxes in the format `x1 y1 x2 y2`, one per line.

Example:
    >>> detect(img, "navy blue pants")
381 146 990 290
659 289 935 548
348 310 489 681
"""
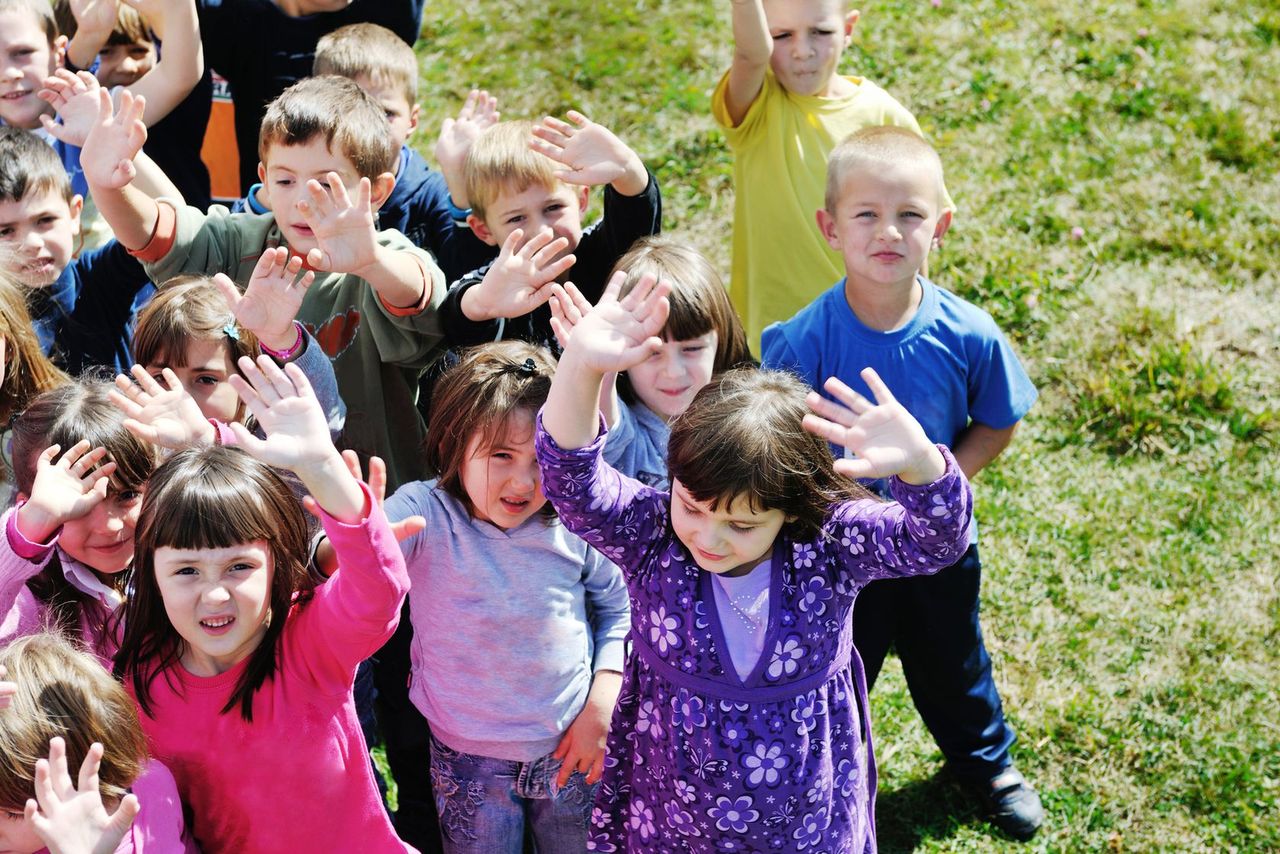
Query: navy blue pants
853 543 1016 781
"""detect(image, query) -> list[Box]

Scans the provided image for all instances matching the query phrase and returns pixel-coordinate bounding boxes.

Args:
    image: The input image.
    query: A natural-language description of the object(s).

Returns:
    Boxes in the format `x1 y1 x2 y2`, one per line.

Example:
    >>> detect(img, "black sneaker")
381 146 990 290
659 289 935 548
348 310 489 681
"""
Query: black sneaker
981 767 1044 841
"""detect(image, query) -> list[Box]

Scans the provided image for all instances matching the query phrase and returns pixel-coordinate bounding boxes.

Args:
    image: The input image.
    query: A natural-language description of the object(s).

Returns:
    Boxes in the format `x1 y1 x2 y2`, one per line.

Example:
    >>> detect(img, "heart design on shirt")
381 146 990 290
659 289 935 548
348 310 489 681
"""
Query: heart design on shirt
304 308 360 359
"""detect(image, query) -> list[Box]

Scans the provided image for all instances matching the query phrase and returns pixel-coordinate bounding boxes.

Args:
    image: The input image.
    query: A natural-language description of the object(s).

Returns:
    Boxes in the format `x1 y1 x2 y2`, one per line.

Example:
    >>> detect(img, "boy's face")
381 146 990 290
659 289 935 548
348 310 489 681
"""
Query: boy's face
96 40 156 88
762 0 858 97
468 180 589 260
257 138 393 252
0 10 63 129
0 188 83 287
354 74 419 153
816 158 951 293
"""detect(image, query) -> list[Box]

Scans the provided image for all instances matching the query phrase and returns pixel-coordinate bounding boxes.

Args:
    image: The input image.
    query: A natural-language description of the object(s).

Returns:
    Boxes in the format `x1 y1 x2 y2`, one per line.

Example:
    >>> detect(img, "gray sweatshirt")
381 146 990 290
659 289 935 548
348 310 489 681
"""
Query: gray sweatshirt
384 481 630 762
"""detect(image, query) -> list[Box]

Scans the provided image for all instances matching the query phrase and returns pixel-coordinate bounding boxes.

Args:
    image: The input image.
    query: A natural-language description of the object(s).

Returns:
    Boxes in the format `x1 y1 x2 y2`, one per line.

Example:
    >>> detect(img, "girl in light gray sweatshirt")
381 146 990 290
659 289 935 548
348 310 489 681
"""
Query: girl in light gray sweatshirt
383 341 628 854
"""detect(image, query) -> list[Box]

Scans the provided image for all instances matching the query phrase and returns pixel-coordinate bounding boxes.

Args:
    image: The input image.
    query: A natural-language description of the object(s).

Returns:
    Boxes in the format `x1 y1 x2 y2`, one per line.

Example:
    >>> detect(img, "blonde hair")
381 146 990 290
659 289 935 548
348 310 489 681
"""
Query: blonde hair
463 121 561 222
0 634 148 810
314 23 418 104
825 125 945 214
0 272 68 427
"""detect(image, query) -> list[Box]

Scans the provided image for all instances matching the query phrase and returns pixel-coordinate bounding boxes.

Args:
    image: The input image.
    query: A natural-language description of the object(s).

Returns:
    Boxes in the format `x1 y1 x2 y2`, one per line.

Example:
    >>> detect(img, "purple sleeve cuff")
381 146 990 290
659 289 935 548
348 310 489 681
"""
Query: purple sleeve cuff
6 504 57 560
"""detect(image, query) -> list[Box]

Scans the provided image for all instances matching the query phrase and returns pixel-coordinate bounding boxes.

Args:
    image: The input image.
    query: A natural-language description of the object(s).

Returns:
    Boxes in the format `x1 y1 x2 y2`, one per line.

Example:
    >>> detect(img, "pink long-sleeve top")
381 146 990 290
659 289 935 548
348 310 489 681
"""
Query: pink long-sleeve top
125 485 414 854
0 506 121 664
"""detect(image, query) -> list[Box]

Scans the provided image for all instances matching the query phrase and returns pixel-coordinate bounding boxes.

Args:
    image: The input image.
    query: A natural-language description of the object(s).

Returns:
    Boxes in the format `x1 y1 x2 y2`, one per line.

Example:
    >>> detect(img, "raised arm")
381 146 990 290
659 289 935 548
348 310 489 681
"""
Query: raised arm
542 273 670 450
116 0 204 126
529 111 649 198
80 88 161 250
723 0 773 126
434 89 498 210
63 0 120 71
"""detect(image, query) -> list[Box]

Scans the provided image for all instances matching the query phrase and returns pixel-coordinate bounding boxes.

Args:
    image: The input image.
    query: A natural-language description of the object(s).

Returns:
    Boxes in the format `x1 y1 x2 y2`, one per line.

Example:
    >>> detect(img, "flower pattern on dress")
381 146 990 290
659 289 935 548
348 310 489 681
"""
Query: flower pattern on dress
534 419 972 854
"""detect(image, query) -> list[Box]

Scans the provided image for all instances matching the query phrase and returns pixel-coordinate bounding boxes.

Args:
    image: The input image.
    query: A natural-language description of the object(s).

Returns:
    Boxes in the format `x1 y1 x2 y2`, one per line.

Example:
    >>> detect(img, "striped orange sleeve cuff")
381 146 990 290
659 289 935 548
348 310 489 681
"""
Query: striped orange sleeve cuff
377 253 431 317
126 200 179 263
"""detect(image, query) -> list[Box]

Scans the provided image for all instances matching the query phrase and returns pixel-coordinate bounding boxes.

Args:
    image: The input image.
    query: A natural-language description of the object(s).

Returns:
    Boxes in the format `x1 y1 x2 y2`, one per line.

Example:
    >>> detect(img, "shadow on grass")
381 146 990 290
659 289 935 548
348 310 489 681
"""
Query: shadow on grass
875 768 984 853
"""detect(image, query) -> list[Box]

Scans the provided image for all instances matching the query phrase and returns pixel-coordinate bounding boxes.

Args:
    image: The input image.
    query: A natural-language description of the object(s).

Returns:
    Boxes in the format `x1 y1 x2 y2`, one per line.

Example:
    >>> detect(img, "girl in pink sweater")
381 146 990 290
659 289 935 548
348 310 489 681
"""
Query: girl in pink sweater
112 356 421 854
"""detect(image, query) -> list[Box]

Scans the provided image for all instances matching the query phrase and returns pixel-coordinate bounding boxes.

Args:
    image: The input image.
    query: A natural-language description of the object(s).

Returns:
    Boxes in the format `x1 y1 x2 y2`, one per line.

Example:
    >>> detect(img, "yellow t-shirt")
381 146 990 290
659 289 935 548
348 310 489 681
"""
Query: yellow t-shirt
712 70 949 351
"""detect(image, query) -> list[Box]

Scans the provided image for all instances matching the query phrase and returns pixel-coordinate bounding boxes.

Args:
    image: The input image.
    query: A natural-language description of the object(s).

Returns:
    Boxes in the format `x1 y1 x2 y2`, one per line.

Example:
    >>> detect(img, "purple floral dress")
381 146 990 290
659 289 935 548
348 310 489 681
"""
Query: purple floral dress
535 416 972 854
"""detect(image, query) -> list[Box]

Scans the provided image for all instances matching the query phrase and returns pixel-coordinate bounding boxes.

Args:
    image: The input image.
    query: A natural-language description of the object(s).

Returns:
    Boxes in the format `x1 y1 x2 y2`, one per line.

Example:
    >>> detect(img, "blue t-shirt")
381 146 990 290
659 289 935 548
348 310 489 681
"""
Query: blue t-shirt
762 276 1036 535
602 399 670 490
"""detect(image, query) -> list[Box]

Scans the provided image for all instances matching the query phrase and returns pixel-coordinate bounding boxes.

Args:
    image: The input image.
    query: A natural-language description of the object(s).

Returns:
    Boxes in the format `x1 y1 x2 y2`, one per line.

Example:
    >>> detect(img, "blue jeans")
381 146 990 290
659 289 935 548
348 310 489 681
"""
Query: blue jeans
853 543 1017 781
429 735 596 854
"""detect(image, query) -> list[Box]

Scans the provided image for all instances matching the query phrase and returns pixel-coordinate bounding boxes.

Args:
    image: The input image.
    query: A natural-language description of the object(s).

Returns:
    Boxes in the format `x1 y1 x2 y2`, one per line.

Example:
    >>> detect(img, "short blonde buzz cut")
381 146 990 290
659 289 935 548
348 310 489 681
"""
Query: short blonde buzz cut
825 125 946 214
314 23 418 105
463 120 562 222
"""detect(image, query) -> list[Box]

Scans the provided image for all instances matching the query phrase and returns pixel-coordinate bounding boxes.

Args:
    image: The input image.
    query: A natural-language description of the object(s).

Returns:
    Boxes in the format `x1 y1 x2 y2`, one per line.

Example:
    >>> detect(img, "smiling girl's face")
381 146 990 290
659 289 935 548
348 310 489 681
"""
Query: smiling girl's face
669 480 790 577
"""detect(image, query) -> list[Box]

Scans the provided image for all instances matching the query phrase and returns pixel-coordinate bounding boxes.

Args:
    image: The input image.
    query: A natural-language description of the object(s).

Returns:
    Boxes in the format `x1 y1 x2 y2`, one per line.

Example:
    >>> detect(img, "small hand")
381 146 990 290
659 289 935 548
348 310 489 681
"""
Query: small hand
464 228 576 321
67 0 120 39
214 248 314 352
296 173 378 274
802 368 945 485
434 89 499 196
0 665 15 710
26 738 140 854
550 271 670 374
304 451 425 541
552 671 620 788
109 366 215 450
530 111 643 189
80 88 147 190
38 70 104 148
546 279 594 351
227 356 334 473
16 441 117 543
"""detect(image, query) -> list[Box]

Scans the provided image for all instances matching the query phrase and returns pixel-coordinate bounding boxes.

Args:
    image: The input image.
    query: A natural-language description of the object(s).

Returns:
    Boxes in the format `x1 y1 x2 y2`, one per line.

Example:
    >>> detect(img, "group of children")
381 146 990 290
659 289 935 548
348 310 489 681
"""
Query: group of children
0 0 1044 851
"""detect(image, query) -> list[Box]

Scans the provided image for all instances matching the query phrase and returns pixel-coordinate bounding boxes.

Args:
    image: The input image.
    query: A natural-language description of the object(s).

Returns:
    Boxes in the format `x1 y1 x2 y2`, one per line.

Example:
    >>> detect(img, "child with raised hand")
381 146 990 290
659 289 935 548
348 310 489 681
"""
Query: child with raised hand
536 273 973 852
232 23 498 284
0 633 190 854
112 354 421 854
324 340 628 853
109 246 344 450
714 0 951 349
0 382 156 661
550 236 753 489
439 112 661 354
80 76 446 489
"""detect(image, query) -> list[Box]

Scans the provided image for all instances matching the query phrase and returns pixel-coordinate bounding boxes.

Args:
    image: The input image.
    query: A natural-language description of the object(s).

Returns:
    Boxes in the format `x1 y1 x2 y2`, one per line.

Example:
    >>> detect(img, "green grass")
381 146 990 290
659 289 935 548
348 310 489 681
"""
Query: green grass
402 0 1280 849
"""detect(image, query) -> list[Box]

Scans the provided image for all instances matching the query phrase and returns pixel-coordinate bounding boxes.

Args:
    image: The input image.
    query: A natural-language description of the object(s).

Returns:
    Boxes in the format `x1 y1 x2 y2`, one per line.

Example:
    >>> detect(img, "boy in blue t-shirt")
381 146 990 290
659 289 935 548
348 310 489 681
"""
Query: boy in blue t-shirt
762 126 1044 841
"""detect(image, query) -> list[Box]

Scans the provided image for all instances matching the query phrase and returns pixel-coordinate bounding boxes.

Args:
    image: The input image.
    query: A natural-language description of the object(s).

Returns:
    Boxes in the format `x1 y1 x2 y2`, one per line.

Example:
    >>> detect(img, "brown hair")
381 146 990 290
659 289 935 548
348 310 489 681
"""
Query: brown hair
52 0 150 47
131 275 260 421
0 0 58 45
667 368 870 535
0 126 74 205
463 121 561 223
258 76 396 180
0 633 148 810
9 379 157 636
825 125 945 214
314 23 418 104
0 272 68 428
611 236 753 373
425 341 557 519
115 446 314 722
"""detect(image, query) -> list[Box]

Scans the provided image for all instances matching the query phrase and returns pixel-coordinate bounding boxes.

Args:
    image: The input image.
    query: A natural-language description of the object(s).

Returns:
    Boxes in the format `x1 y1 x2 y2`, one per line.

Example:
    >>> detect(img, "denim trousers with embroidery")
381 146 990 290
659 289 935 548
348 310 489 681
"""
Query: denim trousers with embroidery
428 733 597 853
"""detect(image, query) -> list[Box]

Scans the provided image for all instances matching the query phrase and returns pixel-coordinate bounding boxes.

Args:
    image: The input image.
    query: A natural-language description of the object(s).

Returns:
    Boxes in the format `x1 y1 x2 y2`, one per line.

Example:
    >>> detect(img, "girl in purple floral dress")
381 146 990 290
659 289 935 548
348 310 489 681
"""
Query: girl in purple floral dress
533 274 974 854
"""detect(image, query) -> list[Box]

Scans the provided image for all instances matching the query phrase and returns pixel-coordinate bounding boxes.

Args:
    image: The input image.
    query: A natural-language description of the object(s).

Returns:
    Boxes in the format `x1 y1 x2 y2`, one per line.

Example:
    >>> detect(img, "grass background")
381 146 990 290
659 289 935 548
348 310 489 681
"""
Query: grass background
393 1 1277 850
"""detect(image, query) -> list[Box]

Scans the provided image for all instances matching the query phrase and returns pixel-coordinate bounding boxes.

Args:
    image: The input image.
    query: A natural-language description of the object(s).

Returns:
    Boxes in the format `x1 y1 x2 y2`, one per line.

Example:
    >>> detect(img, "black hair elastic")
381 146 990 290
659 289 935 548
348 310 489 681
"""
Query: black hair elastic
506 357 536 377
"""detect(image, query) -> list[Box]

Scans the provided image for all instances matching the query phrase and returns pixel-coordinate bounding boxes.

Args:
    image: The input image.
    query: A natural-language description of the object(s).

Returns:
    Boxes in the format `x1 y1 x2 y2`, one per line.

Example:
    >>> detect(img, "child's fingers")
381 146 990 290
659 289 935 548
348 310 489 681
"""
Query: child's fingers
355 176 371 212
108 387 143 420
77 742 104 794
47 737 71 800
232 356 279 403
366 455 387 503
585 753 605 785
304 179 336 217
833 457 878 481
304 246 327 270
107 792 141 835
281 360 316 400
801 412 849 446
0 680 16 710
390 515 426 544
563 281 593 315
130 364 166 396
599 269 627 303
822 376 873 415
226 373 266 415
805 390 859 426
326 172 354 209
497 227 524 259
227 421 267 456
617 271 657 310
565 109 591 128
339 449 363 483
859 367 899 407
537 252 576 284
515 228 553 258
121 419 160 445
530 235 569 266
294 269 316 293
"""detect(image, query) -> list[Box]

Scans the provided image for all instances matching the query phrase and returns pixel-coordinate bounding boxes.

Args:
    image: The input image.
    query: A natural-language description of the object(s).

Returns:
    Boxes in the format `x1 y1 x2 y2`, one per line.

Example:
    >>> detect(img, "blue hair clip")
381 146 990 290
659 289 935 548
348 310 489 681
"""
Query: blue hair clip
222 320 240 341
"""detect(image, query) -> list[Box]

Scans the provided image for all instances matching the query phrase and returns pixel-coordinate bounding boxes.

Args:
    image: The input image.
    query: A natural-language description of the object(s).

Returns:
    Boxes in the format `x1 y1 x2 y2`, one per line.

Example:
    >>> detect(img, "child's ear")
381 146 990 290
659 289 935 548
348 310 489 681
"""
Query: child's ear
575 185 590 213
467 214 498 246
69 194 84 230
409 104 421 133
369 172 396 211
52 35 68 71
815 208 841 250
256 162 270 205
932 209 953 247
843 9 860 41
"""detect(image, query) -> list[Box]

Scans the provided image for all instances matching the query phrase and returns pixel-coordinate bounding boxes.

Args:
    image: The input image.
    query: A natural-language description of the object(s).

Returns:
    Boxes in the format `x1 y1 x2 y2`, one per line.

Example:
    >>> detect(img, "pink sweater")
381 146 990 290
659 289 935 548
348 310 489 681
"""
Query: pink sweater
0 507 119 664
127 486 414 854
34 760 195 854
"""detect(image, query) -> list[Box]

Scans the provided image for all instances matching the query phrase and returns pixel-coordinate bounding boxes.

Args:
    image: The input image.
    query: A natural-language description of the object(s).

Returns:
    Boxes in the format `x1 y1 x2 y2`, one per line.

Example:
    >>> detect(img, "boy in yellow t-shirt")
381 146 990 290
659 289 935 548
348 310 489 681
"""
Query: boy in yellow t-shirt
713 0 951 350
